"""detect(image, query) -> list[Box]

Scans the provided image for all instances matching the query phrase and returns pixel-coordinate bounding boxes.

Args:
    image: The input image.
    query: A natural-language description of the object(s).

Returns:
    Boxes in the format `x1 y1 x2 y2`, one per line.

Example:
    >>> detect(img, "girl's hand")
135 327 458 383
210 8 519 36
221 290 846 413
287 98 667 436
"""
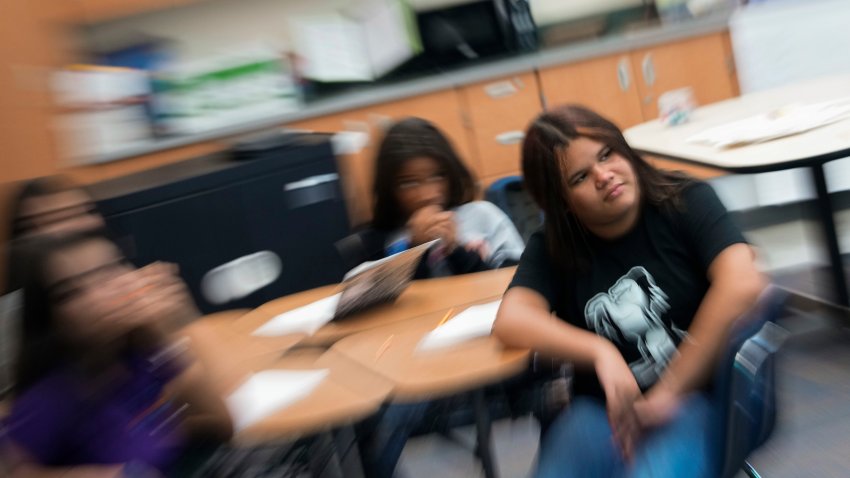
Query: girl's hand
594 342 641 461
425 212 457 251
633 384 681 430
464 239 491 261
407 205 443 245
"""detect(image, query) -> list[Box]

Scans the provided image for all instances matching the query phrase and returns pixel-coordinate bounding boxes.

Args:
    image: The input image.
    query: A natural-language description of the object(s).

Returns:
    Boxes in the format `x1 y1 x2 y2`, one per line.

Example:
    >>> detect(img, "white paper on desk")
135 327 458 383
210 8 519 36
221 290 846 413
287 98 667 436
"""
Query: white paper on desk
687 97 850 148
226 369 329 432
416 300 502 352
252 293 341 337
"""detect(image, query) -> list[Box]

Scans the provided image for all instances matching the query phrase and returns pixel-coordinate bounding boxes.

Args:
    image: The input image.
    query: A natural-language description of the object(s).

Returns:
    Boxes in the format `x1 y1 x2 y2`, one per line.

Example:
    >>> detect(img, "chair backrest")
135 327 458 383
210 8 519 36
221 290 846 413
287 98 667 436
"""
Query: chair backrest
484 176 541 243
713 285 790 478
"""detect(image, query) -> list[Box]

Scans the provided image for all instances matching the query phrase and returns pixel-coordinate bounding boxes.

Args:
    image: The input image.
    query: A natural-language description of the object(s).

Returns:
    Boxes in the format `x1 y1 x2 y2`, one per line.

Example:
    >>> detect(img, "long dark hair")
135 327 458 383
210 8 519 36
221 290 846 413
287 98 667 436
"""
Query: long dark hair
521 104 691 274
13 230 111 393
371 117 477 230
4 176 96 293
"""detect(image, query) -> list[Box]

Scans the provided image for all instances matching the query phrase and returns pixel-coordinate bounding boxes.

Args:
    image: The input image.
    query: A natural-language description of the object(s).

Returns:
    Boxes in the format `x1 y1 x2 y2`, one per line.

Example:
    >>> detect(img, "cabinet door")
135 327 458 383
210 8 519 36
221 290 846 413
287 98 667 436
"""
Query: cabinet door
288 89 474 226
460 72 542 181
77 0 180 23
104 186 255 313
240 159 350 299
538 54 645 129
631 32 738 120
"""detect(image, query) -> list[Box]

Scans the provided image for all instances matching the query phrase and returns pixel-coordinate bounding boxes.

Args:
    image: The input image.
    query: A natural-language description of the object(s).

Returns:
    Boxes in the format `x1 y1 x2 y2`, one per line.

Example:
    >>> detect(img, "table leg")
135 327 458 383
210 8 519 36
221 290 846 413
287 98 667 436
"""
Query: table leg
473 389 499 478
811 164 850 307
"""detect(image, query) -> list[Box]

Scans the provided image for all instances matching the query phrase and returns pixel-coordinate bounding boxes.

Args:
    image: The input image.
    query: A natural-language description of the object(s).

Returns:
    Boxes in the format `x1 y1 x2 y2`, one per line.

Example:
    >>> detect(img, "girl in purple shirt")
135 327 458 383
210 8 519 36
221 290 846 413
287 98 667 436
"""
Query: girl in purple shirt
2 231 232 477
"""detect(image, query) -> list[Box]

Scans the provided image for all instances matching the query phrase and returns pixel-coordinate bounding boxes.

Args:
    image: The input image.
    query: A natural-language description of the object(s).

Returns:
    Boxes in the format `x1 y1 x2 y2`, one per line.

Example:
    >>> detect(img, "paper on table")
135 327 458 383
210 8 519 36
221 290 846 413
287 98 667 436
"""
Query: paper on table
252 293 341 337
416 300 502 352
687 97 850 148
226 369 328 432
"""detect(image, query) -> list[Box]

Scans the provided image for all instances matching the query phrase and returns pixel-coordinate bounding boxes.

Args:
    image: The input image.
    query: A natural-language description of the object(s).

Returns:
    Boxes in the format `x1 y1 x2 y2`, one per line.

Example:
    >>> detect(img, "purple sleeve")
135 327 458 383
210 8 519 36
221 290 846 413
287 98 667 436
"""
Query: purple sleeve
5 375 76 464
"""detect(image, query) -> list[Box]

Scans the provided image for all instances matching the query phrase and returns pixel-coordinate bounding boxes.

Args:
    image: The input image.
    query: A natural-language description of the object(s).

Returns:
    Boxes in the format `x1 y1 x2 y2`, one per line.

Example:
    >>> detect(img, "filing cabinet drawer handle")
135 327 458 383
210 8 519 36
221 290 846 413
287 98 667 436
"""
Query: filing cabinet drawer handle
617 57 631 91
284 173 339 191
485 81 520 98
641 53 656 87
496 131 525 145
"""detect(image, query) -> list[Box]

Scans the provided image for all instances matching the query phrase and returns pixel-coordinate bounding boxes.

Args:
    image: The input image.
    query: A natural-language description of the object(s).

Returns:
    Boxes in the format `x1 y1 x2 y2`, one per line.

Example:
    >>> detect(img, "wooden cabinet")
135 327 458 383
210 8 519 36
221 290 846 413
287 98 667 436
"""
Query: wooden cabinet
538 54 645 129
646 156 724 179
630 32 738 120
288 89 475 227
76 0 195 23
459 72 542 184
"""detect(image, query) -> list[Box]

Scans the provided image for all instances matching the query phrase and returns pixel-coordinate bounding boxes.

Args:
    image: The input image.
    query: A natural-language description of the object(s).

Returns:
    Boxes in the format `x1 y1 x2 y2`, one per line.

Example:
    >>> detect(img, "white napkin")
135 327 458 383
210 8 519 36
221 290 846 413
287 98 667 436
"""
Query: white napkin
687 97 850 148
416 300 502 352
252 293 341 337
226 369 329 432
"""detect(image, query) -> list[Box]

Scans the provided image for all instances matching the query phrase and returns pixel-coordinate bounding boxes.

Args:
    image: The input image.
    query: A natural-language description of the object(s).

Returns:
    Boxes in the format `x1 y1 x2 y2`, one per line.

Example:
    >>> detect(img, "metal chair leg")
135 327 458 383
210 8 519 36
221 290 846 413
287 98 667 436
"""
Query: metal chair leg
473 388 499 478
742 461 762 478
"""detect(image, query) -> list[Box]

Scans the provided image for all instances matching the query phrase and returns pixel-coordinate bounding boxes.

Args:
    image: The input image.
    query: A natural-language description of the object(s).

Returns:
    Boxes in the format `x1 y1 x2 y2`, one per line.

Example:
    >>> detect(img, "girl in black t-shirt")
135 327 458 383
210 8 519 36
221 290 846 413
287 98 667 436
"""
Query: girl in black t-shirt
493 105 765 478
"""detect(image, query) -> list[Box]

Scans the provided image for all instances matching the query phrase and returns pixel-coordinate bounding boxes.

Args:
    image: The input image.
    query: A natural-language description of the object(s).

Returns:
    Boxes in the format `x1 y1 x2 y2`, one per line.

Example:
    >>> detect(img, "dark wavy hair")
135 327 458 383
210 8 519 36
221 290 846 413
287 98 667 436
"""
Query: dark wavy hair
521 104 692 274
4 176 98 293
371 117 477 230
13 230 113 394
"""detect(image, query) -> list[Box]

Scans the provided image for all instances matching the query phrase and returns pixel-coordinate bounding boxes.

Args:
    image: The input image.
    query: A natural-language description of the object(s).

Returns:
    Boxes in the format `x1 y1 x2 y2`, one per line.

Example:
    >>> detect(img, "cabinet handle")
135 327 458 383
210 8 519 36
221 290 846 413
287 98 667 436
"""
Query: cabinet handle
284 173 339 191
368 114 394 132
496 131 525 145
641 53 656 87
485 81 519 99
616 57 631 92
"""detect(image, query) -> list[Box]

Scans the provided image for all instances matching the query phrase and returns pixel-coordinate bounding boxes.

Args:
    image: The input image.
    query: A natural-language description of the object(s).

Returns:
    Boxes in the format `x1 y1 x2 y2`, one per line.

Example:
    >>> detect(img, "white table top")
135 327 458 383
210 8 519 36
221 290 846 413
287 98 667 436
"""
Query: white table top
624 75 850 173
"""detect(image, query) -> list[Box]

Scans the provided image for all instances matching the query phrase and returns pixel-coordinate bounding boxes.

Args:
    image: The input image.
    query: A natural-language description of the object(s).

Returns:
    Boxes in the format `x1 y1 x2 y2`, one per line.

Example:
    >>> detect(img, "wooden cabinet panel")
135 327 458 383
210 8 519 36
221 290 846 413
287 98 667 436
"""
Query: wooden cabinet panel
538 54 645 129
631 32 738 120
360 90 477 176
460 72 541 179
77 0 179 23
646 156 724 180
64 141 229 185
288 89 474 227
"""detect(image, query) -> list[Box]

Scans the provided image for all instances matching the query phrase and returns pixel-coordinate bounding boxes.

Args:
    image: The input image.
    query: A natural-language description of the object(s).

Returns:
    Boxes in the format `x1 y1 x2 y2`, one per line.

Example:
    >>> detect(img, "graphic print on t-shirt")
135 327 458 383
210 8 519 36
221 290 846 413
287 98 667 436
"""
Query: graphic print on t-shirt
584 266 686 388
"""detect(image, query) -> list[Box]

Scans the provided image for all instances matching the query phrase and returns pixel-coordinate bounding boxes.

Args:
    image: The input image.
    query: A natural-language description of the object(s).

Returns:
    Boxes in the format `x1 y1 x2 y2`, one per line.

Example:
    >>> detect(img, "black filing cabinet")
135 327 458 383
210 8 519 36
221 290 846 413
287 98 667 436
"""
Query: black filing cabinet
89 133 350 314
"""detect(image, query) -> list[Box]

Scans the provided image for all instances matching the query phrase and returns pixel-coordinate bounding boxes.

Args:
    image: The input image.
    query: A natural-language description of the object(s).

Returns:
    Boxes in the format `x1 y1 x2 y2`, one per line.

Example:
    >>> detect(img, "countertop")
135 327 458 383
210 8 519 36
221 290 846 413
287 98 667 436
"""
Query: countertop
88 11 732 165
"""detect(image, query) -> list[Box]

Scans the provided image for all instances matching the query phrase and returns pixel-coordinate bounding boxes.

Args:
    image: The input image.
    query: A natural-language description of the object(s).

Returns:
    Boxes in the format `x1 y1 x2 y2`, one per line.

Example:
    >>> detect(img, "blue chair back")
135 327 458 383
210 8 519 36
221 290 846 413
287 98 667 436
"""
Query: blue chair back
713 285 790 478
484 176 541 243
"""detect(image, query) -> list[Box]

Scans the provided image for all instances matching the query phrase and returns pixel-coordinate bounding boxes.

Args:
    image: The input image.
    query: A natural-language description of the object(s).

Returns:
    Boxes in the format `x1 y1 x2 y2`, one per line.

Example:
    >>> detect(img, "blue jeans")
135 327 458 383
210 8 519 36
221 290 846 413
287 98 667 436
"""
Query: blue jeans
535 394 717 478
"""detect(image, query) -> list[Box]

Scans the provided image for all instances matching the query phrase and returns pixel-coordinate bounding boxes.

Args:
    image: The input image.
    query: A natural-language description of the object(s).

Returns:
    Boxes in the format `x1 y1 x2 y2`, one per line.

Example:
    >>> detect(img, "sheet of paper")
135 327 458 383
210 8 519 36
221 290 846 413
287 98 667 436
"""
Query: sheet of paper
252 293 341 337
226 369 329 432
687 97 850 148
416 299 502 352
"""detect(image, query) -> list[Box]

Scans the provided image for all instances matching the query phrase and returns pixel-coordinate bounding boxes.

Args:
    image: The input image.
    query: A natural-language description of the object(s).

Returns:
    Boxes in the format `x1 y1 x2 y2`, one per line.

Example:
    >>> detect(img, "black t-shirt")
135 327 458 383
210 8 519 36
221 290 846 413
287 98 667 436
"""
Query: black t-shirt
508 181 746 399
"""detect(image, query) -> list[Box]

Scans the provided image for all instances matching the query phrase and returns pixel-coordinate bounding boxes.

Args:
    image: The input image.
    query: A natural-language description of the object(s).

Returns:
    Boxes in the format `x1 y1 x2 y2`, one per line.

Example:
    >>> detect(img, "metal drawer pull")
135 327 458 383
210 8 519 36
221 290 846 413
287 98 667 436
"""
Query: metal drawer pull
485 81 519 98
284 173 339 191
496 131 525 145
641 53 656 87
617 57 631 91
284 173 339 209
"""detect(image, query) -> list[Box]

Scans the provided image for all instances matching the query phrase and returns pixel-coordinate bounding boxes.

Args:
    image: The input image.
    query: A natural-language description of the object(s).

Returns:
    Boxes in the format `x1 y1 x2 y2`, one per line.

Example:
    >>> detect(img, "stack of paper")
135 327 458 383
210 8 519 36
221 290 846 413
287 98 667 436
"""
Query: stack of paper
226 369 329 432
687 97 850 148
252 293 341 337
416 300 502 352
